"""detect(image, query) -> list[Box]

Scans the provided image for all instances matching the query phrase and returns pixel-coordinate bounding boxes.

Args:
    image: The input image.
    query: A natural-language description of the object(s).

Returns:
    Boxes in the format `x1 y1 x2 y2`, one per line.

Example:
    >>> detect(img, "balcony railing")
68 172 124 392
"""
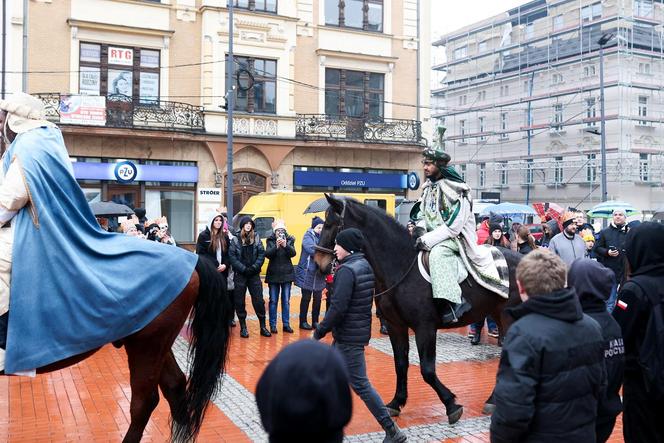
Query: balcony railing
35 93 205 133
296 114 423 145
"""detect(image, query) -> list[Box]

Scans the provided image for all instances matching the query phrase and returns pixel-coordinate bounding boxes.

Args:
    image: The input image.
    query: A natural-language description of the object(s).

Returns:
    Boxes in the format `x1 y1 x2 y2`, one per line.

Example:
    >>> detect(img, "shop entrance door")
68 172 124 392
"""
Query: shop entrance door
226 171 266 215
108 186 140 210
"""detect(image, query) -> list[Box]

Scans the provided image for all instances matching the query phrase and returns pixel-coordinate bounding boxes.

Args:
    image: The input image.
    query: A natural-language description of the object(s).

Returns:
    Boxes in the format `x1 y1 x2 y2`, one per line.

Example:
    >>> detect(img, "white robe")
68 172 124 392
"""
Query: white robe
0 154 30 316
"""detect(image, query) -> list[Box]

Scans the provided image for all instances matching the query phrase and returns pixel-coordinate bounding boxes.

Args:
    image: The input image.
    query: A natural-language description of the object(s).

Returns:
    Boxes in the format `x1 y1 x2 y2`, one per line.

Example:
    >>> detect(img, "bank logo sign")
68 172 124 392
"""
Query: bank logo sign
114 161 138 183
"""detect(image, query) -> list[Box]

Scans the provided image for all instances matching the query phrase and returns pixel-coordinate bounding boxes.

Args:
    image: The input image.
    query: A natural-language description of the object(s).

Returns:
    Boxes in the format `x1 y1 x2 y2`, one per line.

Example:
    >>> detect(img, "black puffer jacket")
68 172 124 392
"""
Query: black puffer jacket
490 288 606 443
593 223 629 282
568 259 624 428
229 234 265 280
314 253 374 345
265 233 296 284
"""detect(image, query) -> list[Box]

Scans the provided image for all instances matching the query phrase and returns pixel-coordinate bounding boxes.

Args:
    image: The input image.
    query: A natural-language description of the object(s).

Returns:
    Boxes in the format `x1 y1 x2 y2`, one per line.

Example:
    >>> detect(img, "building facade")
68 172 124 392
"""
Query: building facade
5 0 430 245
432 0 664 214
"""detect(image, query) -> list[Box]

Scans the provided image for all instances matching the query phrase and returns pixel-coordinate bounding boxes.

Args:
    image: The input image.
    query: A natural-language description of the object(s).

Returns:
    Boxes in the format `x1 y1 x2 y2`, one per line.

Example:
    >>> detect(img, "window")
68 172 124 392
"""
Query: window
500 112 507 132
479 163 486 188
234 56 276 113
478 41 488 52
523 79 531 93
479 117 486 140
586 154 597 182
639 62 651 74
552 104 563 130
458 95 467 106
460 164 467 181
639 153 650 181
326 0 383 32
79 43 160 104
634 0 654 17
553 14 564 31
145 190 195 242
454 46 468 60
459 119 466 142
325 68 384 119
638 96 648 125
586 98 596 126
525 23 534 40
581 2 602 22
552 72 563 84
525 159 534 184
500 85 509 97
499 161 508 186
234 0 277 13
554 156 564 183
584 65 596 77
477 90 486 101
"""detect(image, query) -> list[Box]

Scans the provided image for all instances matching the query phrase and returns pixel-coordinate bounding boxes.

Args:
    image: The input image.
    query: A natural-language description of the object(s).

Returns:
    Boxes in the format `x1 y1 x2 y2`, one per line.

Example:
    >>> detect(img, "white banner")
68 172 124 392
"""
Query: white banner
198 188 222 203
108 47 133 66
59 95 106 126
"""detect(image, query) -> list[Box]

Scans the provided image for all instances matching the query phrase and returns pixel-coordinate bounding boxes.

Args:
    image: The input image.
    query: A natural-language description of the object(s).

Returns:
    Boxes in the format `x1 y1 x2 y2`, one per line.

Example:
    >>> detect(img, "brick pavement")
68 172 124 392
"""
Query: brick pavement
0 289 624 442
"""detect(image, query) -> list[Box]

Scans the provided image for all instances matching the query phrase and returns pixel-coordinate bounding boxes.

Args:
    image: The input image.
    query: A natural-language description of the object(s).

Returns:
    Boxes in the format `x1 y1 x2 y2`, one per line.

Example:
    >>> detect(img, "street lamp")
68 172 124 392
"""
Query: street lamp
597 32 615 205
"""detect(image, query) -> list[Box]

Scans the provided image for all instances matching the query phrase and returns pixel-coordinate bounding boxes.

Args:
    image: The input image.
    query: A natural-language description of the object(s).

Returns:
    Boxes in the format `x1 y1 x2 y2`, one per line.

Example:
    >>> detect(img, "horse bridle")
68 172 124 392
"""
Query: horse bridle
313 199 419 298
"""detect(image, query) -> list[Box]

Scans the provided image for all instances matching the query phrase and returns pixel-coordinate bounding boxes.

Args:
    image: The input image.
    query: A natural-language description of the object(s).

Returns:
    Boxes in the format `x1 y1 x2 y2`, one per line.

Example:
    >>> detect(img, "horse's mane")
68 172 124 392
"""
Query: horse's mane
345 199 414 254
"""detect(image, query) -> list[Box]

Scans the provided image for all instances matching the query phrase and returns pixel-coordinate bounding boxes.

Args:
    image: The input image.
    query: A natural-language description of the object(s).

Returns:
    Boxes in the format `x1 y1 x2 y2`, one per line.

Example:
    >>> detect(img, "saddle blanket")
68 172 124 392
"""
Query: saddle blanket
418 244 510 299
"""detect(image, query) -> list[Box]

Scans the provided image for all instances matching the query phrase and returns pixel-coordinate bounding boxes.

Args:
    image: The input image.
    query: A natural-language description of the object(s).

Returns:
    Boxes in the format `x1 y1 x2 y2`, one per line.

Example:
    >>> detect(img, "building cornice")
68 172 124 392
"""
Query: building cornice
199 5 299 23
315 49 398 64
66 19 175 37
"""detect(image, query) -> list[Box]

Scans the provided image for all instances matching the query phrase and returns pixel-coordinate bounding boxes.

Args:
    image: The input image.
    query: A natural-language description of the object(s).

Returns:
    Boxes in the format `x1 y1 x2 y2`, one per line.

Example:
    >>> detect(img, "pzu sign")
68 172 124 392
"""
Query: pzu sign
114 161 138 183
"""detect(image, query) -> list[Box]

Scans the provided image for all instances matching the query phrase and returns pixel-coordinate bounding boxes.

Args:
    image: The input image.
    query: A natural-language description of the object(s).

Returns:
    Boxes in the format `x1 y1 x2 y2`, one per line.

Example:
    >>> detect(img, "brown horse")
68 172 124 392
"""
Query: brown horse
5 257 231 443
314 195 522 423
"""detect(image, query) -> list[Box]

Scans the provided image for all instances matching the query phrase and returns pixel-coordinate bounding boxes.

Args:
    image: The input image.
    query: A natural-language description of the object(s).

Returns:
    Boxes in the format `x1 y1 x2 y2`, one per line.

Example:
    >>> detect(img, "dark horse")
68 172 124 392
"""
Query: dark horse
314 195 522 423
3 257 231 443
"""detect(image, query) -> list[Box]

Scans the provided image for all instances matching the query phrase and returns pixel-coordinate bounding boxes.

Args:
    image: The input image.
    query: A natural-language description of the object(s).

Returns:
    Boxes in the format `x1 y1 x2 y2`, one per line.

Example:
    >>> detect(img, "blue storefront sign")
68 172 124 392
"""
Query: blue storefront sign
294 171 420 190
72 160 199 183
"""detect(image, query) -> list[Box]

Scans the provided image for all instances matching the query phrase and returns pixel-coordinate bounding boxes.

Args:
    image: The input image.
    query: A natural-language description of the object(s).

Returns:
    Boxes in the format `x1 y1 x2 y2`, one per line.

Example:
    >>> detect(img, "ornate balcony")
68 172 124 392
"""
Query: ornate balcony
35 93 205 133
296 114 423 145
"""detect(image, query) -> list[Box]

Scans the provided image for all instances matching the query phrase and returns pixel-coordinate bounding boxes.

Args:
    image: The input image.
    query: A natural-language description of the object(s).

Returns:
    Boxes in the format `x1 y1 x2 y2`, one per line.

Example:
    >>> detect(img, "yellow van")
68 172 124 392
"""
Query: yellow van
234 191 395 274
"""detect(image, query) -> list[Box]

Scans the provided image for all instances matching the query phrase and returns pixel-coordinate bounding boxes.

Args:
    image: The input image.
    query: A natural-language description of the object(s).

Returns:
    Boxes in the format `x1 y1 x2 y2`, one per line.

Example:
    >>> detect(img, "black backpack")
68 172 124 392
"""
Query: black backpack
631 276 664 397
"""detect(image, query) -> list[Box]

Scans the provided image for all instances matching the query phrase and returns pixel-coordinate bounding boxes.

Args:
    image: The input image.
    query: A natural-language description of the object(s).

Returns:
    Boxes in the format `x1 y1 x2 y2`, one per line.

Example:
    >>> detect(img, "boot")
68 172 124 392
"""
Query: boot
259 319 272 337
471 327 482 346
299 321 313 330
283 324 294 333
239 319 249 338
383 422 407 443
441 300 472 325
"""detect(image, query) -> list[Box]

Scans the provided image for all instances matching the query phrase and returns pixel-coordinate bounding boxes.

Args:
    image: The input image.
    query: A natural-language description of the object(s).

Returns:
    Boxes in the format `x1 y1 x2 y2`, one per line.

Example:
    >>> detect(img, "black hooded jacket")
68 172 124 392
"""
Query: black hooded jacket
195 216 231 278
593 223 629 282
490 288 606 443
568 259 624 426
265 232 297 284
613 222 664 376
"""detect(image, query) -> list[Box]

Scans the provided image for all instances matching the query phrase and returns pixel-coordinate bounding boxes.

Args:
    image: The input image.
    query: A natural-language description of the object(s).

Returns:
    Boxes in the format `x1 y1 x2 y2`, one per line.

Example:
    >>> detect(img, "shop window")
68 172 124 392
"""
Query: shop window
325 0 383 32
325 68 384 119
253 217 275 239
145 190 195 242
233 56 277 113
79 42 160 104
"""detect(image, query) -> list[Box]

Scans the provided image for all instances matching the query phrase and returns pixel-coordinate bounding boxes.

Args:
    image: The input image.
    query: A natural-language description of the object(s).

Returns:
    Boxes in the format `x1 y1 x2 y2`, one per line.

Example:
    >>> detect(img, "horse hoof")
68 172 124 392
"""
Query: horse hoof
481 403 496 415
447 405 463 424
386 406 401 417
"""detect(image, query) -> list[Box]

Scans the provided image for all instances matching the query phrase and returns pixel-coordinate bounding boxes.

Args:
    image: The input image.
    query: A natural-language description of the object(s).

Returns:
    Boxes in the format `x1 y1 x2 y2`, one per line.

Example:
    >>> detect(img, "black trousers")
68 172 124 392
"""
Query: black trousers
234 274 266 321
623 373 664 443
0 312 7 349
596 417 616 443
300 289 322 324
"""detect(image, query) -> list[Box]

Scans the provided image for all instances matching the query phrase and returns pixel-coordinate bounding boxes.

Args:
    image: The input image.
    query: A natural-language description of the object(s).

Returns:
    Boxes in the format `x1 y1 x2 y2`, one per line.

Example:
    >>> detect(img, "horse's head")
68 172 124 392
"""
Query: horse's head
313 194 346 274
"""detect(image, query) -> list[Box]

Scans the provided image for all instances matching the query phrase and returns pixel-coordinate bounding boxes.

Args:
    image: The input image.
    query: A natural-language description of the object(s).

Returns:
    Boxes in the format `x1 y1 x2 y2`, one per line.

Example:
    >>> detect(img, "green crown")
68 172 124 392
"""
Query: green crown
422 146 451 162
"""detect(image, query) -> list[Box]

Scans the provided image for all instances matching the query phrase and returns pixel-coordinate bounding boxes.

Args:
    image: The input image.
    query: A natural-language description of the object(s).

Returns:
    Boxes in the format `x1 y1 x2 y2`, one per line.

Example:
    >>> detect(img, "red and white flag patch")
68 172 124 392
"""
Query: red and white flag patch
616 300 628 311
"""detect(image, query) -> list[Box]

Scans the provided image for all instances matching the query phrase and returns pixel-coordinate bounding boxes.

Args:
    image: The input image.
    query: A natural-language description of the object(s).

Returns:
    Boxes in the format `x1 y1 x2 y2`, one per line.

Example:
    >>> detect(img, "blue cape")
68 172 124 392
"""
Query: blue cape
2 126 197 373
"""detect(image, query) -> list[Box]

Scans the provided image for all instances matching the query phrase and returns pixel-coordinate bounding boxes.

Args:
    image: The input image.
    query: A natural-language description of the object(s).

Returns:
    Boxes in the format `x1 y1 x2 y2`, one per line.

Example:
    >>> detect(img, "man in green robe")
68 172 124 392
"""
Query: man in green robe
412 146 501 324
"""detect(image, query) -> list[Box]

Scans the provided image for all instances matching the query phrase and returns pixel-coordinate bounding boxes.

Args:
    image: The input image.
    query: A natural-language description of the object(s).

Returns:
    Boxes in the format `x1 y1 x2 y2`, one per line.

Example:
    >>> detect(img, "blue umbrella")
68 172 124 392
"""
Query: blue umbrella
479 202 537 217
587 201 639 218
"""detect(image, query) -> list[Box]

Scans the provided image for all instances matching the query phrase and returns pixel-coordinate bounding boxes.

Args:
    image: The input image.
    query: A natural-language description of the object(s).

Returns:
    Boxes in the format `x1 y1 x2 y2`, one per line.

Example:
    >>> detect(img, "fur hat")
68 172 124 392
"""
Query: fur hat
335 228 365 253
0 92 55 135
256 341 351 442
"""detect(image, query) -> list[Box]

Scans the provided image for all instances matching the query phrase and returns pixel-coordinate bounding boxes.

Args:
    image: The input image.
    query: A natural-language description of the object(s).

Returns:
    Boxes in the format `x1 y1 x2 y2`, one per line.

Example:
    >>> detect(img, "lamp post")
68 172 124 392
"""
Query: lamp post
225 0 235 220
597 32 614 205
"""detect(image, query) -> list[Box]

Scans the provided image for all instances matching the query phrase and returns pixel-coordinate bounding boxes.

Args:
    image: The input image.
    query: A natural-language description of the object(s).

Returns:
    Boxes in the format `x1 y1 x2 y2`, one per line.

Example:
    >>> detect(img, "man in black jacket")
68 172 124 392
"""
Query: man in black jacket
568 259 624 443
612 222 664 443
314 228 407 443
593 209 628 312
490 249 606 443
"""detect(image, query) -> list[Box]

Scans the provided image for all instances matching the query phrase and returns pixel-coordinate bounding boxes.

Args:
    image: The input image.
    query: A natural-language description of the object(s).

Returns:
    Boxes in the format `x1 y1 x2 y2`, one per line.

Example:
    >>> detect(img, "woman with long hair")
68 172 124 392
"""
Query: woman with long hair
484 224 510 248
516 225 538 255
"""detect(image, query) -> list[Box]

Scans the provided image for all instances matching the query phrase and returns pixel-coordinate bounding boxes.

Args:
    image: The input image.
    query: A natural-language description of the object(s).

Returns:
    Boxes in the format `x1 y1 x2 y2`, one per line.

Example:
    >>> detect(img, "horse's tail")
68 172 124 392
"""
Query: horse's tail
172 256 232 442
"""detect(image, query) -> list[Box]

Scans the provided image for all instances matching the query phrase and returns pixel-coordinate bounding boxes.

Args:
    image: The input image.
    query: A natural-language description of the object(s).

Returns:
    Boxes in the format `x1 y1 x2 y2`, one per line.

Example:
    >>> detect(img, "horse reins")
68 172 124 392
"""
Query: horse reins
313 199 419 299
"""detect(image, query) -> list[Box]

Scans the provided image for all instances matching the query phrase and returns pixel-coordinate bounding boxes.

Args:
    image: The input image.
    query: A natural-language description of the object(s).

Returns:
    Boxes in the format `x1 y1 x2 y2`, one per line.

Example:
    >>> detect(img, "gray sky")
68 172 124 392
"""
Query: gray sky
431 0 527 42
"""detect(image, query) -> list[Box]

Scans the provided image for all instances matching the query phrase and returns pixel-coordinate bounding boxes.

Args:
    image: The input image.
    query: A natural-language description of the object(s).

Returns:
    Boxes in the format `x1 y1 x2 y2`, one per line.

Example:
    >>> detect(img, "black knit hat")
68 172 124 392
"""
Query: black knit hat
239 216 255 230
489 223 502 234
255 341 351 443
311 216 324 229
335 228 365 253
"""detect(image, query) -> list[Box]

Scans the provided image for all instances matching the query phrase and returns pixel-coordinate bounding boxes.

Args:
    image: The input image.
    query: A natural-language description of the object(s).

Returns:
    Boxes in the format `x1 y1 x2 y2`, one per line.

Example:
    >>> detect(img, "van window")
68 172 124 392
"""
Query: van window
364 199 386 211
254 217 274 239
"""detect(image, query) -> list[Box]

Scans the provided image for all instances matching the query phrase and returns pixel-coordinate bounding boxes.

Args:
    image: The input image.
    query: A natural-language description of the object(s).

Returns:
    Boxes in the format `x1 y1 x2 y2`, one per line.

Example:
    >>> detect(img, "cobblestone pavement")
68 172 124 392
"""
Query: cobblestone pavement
0 287 624 442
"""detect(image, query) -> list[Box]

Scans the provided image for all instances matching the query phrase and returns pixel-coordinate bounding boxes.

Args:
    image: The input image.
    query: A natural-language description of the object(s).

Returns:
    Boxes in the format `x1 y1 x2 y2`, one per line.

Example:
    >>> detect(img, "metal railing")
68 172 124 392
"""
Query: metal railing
296 114 423 144
35 93 205 133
